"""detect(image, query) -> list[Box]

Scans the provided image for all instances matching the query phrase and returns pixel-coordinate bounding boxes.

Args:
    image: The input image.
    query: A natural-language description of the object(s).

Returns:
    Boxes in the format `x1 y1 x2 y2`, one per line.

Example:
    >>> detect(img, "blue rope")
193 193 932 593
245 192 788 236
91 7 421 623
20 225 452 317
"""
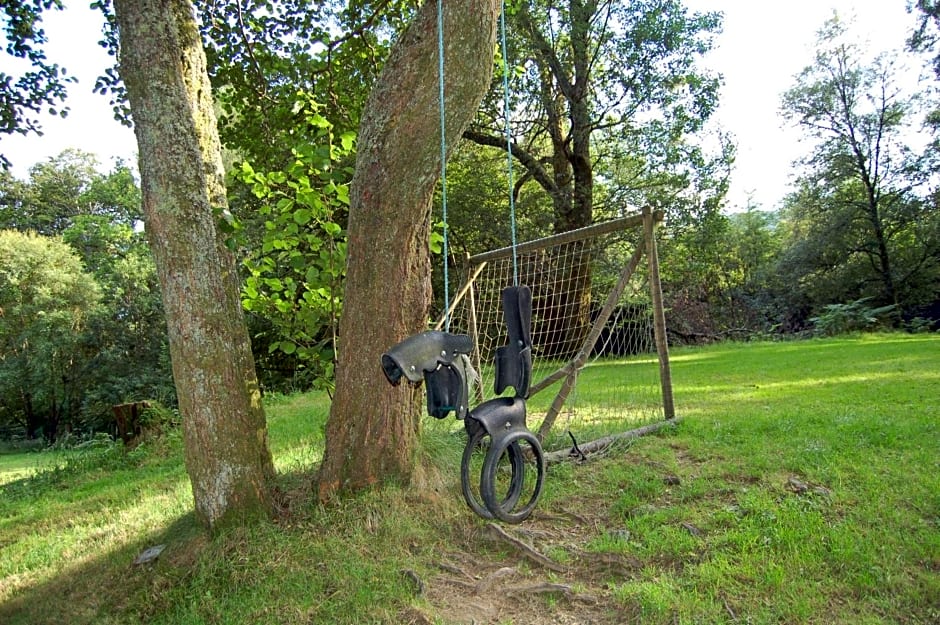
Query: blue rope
437 0 450 330
437 1 520 322
500 1 519 286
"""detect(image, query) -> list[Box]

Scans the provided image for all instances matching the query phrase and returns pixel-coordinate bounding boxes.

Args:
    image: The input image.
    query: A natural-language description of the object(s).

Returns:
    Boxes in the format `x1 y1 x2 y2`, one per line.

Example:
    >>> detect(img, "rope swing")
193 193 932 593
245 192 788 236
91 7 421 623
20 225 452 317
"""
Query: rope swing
381 1 544 524
436 0 451 330
499 4 520 286
437 0 521 325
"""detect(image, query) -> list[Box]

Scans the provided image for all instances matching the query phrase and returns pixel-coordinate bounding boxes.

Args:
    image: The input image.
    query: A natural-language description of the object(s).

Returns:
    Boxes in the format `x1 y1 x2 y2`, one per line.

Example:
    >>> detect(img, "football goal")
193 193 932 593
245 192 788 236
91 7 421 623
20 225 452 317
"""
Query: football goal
436 207 675 446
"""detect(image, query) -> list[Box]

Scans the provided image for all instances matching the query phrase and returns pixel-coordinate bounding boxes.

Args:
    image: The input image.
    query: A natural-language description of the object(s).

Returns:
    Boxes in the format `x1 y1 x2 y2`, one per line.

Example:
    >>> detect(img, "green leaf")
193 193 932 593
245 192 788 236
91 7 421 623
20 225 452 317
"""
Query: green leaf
294 209 312 225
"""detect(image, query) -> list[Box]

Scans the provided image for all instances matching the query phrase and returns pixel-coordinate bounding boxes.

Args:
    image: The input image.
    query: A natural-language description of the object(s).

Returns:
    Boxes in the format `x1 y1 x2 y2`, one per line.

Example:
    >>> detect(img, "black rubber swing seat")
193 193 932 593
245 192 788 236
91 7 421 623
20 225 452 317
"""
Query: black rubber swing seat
461 396 545 523
381 330 474 420
379 286 545 523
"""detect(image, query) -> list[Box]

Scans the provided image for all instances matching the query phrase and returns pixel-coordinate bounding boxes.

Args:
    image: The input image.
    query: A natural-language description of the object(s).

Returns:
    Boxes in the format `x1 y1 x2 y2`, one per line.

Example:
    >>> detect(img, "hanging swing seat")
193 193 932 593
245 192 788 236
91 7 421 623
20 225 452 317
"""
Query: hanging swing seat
380 285 545 523
494 285 532 398
381 330 474 419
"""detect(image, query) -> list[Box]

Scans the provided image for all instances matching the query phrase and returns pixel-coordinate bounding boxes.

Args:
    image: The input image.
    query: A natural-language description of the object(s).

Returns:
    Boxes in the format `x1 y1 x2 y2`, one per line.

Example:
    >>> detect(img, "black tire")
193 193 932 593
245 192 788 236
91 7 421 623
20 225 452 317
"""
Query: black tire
479 429 544 523
460 422 525 519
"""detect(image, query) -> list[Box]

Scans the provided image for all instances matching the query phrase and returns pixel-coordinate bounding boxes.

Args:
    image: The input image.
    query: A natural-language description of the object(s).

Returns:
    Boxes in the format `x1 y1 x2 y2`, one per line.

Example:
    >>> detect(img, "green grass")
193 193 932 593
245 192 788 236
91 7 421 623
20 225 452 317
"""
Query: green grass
603 334 940 624
1 333 938 624
0 443 67 486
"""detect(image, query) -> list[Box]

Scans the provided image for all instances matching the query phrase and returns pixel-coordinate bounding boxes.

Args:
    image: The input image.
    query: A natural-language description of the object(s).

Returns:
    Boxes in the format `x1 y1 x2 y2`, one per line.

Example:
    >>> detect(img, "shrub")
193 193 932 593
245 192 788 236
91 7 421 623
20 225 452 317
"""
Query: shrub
809 298 897 336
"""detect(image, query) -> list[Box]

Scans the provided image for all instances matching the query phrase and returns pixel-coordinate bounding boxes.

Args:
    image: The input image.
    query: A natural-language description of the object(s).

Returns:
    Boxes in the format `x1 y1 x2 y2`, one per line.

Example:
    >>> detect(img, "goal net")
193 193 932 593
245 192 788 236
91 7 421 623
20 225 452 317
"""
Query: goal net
436 209 675 448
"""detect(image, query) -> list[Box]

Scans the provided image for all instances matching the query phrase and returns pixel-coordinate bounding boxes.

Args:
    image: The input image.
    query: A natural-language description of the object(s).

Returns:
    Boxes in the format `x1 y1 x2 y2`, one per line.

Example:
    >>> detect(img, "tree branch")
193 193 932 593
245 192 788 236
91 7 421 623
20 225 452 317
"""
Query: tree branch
462 128 562 199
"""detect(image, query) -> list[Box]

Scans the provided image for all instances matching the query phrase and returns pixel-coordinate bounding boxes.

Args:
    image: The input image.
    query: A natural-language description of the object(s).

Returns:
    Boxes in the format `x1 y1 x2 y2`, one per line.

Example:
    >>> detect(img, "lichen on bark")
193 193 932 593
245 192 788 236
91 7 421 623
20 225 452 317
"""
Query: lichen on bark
113 0 275 531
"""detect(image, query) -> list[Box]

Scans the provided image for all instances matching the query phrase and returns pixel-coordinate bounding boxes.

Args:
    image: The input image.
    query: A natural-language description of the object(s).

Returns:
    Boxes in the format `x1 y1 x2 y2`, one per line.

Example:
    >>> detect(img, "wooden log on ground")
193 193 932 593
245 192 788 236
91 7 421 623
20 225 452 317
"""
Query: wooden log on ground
543 418 679 465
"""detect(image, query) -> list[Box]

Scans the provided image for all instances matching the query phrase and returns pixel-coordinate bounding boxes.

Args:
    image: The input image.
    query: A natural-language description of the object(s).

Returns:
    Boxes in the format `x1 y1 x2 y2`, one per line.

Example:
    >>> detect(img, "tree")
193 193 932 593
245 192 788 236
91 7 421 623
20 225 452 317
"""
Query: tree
459 0 726 356
0 153 173 434
0 149 94 234
113 0 275 530
317 0 501 500
0 150 141 235
0 230 100 439
231 104 353 392
464 0 724 228
63 215 174 429
0 0 74 167
197 0 416 168
909 0 940 113
780 15 937 318
724 208 785 330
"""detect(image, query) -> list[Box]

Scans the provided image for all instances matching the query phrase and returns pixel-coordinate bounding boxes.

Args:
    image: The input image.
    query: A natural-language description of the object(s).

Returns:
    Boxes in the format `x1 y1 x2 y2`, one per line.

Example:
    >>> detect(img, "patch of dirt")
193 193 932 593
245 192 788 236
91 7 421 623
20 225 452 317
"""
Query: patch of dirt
405 501 640 624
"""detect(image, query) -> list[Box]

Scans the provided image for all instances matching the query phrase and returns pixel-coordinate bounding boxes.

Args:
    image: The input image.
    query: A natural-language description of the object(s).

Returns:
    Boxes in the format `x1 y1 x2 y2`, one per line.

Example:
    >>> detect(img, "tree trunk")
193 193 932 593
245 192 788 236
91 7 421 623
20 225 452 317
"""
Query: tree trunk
515 1 595 360
22 390 40 439
114 0 275 531
318 0 500 500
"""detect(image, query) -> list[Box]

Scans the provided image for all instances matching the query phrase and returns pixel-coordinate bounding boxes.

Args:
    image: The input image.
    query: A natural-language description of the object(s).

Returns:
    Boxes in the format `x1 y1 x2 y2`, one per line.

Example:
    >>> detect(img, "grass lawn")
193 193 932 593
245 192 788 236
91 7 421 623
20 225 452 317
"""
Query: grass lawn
0 333 937 624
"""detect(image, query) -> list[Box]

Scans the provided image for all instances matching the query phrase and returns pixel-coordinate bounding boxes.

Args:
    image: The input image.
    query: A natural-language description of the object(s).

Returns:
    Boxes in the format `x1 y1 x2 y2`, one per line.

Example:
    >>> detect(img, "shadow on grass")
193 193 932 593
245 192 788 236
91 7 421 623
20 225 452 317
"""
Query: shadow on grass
0 464 347 625
0 511 204 625
3 336 938 625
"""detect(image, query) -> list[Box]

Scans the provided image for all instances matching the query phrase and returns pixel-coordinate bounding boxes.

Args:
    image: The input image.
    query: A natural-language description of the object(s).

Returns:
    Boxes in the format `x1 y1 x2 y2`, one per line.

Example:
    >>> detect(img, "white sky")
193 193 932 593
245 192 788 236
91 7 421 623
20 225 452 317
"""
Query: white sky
0 3 137 178
0 1 927 212
685 0 924 210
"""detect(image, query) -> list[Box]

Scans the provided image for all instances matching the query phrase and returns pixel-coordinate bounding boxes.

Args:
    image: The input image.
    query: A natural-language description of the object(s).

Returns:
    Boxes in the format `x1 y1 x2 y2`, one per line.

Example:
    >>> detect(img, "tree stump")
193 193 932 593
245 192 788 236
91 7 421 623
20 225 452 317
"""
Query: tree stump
112 401 151 446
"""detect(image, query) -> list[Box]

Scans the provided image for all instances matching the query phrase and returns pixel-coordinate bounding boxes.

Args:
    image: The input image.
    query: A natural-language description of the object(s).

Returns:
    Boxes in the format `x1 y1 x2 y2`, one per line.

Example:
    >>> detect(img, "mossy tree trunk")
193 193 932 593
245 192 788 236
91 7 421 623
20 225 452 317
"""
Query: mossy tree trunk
317 0 501 500
114 0 275 531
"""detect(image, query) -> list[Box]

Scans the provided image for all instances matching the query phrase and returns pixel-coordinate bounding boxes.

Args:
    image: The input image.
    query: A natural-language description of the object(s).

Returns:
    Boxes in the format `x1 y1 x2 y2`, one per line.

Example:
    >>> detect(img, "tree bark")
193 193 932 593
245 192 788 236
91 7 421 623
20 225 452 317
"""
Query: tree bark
114 0 275 531
318 0 501 500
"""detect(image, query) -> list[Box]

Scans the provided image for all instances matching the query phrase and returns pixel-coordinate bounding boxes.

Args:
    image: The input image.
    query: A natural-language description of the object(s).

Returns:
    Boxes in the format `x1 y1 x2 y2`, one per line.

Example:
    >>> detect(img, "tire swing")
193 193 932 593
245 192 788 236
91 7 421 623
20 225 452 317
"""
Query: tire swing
380 286 545 524
460 285 545 523
379 1 544 524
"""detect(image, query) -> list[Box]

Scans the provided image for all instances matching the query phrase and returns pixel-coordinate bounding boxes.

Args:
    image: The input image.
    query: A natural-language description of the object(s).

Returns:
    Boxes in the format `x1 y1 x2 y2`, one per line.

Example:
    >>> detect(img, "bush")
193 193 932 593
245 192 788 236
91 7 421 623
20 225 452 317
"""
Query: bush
138 401 179 430
904 316 937 334
809 298 897 336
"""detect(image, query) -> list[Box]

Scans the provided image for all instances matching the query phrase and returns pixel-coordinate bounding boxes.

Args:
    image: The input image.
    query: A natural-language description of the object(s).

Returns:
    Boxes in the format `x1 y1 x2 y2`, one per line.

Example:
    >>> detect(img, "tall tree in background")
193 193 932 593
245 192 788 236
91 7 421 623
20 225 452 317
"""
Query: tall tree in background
909 1 940 203
780 15 936 316
113 0 275 530
63 214 174 429
318 0 501 500
910 0 940 126
0 149 138 234
0 230 100 439
0 153 173 434
460 0 725 357
467 0 723 234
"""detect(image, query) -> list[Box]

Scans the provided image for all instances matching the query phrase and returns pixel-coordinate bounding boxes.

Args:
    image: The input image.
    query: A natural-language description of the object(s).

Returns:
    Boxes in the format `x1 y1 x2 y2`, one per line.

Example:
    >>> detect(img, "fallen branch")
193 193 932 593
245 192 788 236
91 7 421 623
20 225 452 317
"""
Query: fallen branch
436 561 474 580
400 569 425 596
543 419 680 465
484 523 567 573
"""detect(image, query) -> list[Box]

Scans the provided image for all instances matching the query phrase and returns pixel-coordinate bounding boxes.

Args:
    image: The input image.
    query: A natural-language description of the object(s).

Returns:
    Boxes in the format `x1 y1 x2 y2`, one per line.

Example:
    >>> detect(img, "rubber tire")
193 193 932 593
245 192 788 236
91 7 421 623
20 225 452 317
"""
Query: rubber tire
479 429 544 524
461 424 525 519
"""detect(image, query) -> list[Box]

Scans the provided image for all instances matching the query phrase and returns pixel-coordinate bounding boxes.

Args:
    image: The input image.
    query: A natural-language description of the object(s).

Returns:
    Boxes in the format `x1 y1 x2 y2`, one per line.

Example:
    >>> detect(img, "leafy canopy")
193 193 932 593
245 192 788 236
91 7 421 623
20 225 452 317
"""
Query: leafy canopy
0 0 75 167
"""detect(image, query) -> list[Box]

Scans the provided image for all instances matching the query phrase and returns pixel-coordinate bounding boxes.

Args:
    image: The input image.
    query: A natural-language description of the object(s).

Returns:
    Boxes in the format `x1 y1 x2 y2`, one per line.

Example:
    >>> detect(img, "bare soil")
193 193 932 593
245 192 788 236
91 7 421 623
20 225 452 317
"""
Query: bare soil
402 489 641 624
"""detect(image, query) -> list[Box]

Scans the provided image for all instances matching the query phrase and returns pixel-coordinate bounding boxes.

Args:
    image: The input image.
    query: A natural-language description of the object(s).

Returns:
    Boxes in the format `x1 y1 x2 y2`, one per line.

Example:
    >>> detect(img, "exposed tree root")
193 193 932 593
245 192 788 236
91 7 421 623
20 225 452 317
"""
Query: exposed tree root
484 523 567 573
